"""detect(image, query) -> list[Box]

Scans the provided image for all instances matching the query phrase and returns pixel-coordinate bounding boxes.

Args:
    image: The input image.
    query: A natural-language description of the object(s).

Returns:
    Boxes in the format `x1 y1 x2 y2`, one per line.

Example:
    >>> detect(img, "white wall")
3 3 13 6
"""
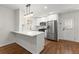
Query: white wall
58 10 79 42
0 6 15 46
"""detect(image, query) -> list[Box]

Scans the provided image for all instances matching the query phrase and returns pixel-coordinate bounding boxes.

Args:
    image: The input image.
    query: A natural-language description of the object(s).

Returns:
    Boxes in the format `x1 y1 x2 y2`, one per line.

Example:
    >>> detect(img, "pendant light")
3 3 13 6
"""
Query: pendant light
24 4 33 17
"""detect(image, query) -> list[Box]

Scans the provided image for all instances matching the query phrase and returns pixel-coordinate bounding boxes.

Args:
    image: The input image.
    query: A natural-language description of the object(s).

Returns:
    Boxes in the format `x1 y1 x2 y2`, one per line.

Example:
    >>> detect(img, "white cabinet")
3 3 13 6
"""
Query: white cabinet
12 31 45 54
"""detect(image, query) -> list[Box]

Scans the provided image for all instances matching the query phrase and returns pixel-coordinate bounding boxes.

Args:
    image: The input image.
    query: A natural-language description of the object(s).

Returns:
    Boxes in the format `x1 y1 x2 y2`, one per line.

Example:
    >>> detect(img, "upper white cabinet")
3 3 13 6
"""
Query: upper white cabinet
47 14 58 21
36 14 58 26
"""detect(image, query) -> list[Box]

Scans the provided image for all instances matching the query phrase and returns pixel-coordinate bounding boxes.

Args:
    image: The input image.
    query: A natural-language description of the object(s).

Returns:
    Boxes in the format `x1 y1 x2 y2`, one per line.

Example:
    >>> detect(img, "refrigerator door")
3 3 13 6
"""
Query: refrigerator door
47 21 54 34
47 20 57 40
47 33 55 40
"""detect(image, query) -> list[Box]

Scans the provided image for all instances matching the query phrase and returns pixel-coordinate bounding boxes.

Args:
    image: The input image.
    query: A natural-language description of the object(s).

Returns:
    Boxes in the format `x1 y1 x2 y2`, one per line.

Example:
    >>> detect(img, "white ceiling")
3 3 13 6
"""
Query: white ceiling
0 4 25 10
1 4 79 17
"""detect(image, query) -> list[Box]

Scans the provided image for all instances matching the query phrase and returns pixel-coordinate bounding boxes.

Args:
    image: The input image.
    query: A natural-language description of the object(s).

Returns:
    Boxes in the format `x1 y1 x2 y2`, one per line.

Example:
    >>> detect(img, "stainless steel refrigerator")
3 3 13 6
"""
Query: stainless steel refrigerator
47 20 57 40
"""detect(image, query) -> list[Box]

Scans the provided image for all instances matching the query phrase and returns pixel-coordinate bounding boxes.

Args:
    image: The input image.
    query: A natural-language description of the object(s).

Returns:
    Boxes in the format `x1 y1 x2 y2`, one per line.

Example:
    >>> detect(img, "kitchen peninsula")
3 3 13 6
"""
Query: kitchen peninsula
12 31 45 54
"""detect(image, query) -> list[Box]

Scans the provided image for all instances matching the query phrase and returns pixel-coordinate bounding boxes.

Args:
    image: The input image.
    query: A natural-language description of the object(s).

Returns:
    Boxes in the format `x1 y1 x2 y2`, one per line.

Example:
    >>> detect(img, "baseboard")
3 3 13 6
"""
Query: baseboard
59 39 79 43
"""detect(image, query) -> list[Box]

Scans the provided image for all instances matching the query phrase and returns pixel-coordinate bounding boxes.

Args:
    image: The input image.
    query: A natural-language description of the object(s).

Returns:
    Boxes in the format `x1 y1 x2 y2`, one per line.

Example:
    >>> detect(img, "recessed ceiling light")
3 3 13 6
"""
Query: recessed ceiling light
44 6 47 9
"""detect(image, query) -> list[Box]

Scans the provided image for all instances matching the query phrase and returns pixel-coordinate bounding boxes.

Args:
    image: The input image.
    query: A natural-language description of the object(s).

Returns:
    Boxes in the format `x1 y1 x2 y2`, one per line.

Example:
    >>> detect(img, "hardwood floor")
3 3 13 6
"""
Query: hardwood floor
0 39 79 54
42 39 79 54
0 43 31 54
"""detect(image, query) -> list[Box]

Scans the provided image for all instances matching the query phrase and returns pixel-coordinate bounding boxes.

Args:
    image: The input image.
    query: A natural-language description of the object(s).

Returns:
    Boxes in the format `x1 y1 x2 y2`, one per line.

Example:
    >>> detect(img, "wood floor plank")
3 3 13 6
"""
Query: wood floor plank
0 43 31 54
0 39 79 54
41 39 79 54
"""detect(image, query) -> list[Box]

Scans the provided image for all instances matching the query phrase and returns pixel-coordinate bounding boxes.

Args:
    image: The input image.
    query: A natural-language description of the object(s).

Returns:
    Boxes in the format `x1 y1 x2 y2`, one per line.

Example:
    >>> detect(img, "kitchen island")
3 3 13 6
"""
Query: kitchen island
12 31 45 54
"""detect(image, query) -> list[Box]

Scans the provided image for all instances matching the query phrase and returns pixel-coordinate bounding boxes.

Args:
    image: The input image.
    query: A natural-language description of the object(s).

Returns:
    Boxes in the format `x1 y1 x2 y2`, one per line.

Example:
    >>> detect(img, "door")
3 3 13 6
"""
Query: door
47 20 58 40
47 21 54 39
47 21 54 34
61 18 74 41
74 15 79 41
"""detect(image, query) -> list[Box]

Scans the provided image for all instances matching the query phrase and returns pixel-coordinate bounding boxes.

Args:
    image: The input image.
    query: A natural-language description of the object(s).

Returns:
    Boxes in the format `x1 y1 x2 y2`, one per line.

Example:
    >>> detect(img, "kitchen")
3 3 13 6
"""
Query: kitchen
1 4 79 54
12 4 58 53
